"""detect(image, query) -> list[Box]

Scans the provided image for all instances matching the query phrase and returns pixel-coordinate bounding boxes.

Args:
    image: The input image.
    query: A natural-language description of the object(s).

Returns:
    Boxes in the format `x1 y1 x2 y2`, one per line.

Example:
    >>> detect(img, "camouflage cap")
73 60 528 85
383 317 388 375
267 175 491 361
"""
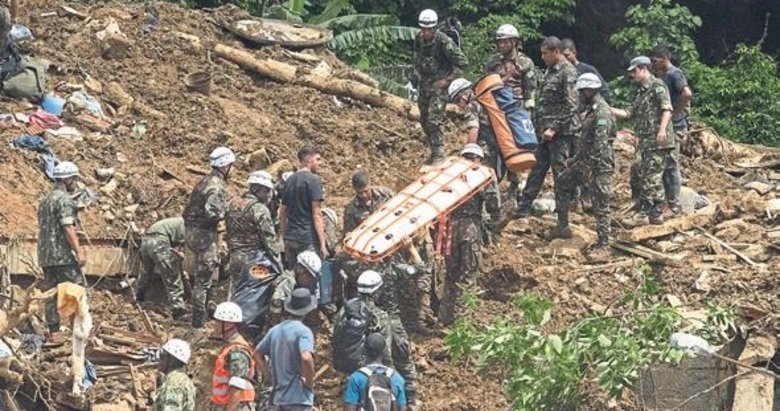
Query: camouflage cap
627 56 651 71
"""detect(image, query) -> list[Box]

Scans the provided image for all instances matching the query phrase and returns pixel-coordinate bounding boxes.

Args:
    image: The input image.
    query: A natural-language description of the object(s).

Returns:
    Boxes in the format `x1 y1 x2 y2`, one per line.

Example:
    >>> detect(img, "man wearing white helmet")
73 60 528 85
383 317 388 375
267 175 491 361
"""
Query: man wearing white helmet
551 73 615 258
439 145 500 326
154 338 196 411
183 146 235 328
485 24 539 111
136 216 187 319
270 250 321 322
37 161 86 334
413 8 468 165
226 170 281 280
211 302 257 411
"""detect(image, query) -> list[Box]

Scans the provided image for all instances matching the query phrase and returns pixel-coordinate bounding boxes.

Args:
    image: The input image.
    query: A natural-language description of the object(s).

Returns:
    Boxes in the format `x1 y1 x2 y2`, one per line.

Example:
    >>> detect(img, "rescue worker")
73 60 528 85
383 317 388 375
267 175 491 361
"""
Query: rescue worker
153 338 196 411
183 146 235 328
551 73 615 258
37 161 86 334
136 216 187 319
611 56 675 226
342 170 394 234
413 8 468 165
561 39 609 100
515 36 580 218
226 170 281 280
440 144 500 326
343 332 408 411
270 250 321 322
211 302 256 411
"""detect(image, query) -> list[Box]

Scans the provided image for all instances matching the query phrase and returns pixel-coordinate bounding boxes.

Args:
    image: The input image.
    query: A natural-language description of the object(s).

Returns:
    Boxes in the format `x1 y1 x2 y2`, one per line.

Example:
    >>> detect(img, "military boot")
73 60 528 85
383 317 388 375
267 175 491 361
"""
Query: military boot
513 200 532 219
425 146 445 165
621 212 649 228
191 310 205 328
546 225 573 240
587 241 611 262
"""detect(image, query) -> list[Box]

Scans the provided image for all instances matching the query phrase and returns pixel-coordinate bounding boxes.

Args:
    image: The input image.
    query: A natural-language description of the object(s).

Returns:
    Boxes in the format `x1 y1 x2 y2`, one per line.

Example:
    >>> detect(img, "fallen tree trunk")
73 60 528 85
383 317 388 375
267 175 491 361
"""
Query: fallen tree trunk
214 44 421 120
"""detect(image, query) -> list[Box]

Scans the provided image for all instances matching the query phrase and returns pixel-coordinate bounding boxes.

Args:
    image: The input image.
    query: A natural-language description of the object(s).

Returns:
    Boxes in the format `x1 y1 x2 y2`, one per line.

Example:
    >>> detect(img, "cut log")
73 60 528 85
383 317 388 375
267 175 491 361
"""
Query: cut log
213 44 421 120
702 254 738 262
618 204 717 242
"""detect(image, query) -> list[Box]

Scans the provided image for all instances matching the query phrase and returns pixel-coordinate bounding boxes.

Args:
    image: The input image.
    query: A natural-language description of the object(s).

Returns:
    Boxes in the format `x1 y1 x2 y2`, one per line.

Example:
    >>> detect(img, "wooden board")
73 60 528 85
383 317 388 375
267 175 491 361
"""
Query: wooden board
343 157 496 261
1 237 133 277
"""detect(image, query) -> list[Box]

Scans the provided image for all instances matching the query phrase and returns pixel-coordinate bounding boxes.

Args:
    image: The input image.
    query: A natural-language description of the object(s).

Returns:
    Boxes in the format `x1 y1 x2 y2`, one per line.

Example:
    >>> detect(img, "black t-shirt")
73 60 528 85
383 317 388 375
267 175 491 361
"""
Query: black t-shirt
282 170 324 246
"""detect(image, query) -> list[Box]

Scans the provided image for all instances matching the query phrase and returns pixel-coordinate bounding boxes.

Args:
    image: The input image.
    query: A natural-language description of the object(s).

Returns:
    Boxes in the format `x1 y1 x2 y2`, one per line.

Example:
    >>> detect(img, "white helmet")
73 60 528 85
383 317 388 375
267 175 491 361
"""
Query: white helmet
209 147 236 168
162 338 191 364
448 78 472 102
213 301 243 323
418 9 438 28
495 24 519 40
357 270 383 294
461 143 484 159
296 250 322 276
575 73 603 90
248 170 274 189
53 161 80 179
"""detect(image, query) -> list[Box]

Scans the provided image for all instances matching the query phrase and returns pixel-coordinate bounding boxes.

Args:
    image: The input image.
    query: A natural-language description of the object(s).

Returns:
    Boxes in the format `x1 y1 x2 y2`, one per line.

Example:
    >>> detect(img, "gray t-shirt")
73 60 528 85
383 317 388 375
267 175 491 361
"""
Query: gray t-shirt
663 65 689 129
257 319 315 406
282 170 324 247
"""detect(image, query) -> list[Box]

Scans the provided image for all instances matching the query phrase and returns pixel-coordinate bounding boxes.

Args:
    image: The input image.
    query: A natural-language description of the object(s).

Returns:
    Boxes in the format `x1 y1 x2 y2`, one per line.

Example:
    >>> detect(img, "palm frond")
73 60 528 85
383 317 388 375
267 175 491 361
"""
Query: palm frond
330 25 419 50
374 74 414 99
319 14 399 30
308 0 351 25
287 0 306 16
264 4 303 22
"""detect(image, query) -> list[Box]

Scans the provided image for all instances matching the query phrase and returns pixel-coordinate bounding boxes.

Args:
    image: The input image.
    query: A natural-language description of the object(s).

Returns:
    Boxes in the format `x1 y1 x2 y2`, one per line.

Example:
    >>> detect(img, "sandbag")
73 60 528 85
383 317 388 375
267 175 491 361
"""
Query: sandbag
475 73 537 173
231 252 281 329
332 298 371 373
2 55 47 102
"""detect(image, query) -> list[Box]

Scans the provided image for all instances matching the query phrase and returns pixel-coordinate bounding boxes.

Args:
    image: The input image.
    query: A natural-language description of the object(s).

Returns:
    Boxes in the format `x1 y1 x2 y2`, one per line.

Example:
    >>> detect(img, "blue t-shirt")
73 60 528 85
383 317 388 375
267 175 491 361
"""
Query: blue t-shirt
257 319 315 406
343 364 407 407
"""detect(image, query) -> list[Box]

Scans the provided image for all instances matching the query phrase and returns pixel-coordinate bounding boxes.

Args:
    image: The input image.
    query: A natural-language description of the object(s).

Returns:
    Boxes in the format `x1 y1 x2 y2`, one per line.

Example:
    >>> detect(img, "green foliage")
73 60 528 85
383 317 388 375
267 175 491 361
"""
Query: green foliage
442 265 733 409
458 287 483 311
609 0 702 65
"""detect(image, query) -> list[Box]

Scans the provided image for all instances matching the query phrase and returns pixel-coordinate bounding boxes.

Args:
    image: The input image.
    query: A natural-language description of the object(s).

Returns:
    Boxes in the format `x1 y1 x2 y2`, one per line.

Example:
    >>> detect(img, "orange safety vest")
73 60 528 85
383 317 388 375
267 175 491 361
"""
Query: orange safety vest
211 341 257 405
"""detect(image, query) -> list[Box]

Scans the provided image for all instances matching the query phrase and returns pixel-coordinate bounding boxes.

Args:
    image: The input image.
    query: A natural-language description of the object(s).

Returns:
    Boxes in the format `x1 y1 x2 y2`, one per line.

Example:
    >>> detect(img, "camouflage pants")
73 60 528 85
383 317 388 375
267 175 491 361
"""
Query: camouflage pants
638 149 668 216
440 217 482 326
418 86 447 148
397 262 434 329
185 226 219 327
42 264 85 331
555 164 613 244
518 135 575 210
631 143 682 209
138 235 185 311
388 313 417 404
227 248 258 281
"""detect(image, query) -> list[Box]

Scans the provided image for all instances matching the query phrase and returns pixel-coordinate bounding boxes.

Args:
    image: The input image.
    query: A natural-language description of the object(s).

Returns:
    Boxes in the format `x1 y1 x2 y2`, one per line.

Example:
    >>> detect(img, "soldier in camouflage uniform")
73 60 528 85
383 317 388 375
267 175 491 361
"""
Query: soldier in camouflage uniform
413 9 468 165
226 171 281 280
440 144 500 326
183 147 235 328
515 37 580 218
137 216 187 318
210 302 256 411
154 338 196 411
37 161 86 333
551 74 615 254
342 171 394 234
612 56 675 226
269 250 321 323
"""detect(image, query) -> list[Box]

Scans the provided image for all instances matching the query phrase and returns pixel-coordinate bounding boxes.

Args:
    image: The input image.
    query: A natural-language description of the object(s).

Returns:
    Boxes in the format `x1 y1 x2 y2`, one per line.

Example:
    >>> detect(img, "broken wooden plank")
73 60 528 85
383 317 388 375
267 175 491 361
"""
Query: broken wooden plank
618 204 717 242
100 325 159 344
611 241 684 267
695 226 759 267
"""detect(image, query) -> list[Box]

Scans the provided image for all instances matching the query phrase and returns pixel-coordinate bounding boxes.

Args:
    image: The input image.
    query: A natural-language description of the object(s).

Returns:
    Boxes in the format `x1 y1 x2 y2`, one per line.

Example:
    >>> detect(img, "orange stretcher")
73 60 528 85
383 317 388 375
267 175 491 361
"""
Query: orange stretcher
342 157 496 262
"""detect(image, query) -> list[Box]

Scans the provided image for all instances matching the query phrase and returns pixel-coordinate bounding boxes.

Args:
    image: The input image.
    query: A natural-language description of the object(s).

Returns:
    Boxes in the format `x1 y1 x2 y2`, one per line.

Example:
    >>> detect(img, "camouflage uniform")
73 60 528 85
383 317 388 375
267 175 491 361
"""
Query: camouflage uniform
517 59 581 212
413 30 468 155
625 76 675 218
440 183 500 326
226 192 281 280
342 186 394 234
138 217 186 312
37 182 85 332
484 50 539 108
153 368 196 411
212 340 255 411
182 170 229 327
554 95 615 244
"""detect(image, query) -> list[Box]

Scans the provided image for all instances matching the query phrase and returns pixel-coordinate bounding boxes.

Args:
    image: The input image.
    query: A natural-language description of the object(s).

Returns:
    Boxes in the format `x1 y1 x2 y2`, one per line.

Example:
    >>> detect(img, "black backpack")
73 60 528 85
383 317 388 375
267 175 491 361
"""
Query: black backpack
438 17 463 48
332 298 371 373
359 365 397 411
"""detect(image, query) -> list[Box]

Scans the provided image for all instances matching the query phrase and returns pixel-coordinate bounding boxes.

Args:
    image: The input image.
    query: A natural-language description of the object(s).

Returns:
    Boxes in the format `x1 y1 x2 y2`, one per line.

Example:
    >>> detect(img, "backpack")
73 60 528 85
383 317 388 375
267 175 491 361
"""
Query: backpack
2 55 47 103
332 298 371 373
438 17 463 48
359 365 397 411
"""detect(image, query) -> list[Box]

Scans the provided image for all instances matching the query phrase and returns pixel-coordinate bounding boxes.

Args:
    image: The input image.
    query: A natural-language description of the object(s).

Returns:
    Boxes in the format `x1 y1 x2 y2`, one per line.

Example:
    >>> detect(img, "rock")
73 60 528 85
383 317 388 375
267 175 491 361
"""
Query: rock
101 33 133 60
84 75 102 94
116 152 128 163
103 81 135 114
665 294 682 307
99 179 118 194
124 204 140 214
248 147 271 170
743 180 773 195
694 271 712 292
574 277 588 286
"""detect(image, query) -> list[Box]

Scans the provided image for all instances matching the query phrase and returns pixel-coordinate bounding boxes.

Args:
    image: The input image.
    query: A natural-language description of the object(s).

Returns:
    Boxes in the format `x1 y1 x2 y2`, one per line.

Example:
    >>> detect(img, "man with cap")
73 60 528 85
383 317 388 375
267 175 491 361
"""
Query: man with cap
413 8 468 165
343 170 394 234
280 145 328 268
611 56 675 226
136 216 187 319
226 170 282 280
37 161 86 334
270 250 321 323
153 338 196 411
256 288 317 411
551 73 615 257
439 145 500 326
183 146 236 327
210 302 256 411
485 23 539 111
343 332 408 411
